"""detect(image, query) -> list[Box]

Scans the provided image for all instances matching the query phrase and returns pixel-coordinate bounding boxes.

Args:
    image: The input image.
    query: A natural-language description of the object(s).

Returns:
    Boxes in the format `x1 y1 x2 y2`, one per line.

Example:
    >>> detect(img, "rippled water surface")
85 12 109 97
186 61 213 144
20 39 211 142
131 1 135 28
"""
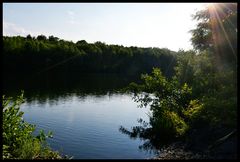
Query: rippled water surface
4 73 157 159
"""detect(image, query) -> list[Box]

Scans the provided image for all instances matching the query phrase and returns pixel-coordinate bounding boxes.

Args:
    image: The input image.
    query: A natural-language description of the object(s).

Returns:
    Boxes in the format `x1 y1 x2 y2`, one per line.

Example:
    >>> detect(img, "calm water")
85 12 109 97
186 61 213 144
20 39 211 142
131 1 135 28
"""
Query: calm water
3 73 158 159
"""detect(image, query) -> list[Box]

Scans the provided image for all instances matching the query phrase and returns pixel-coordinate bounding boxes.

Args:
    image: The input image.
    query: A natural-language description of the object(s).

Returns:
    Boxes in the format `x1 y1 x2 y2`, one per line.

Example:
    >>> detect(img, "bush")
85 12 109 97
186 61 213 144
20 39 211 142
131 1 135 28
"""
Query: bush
183 100 203 122
151 110 188 137
183 96 237 129
128 68 192 138
2 92 62 159
200 96 237 128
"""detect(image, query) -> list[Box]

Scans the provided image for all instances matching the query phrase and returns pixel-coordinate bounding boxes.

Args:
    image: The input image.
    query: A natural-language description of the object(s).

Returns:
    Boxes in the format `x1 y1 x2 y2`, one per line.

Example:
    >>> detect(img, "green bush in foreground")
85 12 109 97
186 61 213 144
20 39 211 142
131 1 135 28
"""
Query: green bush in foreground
128 68 192 138
2 92 63 159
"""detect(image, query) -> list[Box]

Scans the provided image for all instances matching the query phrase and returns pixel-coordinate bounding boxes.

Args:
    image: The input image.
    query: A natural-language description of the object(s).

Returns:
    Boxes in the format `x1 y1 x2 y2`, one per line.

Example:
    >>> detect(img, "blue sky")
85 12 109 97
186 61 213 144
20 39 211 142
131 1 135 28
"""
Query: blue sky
3 3 208 51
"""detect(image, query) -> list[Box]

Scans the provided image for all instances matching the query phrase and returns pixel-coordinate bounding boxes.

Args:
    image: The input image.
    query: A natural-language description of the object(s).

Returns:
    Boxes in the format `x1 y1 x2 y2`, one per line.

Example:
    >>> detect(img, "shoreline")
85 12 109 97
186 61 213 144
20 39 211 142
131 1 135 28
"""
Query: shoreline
153 129 237 159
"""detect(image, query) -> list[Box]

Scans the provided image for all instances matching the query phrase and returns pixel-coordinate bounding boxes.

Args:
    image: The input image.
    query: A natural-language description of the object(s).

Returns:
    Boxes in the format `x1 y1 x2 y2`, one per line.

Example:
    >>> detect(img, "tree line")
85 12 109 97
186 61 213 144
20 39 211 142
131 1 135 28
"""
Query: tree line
3 35 177 77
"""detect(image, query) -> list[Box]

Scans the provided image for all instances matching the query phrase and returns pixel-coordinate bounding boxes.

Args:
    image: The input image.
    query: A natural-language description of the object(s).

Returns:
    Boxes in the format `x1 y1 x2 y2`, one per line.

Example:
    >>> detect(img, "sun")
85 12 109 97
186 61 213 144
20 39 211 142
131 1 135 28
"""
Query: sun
196 3 215 11
205 3 215 8
186 3 213 12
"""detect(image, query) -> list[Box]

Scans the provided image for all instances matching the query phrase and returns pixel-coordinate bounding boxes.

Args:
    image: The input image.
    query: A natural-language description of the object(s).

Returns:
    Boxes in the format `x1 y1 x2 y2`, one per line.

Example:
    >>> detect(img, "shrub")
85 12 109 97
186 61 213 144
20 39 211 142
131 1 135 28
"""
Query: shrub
2 92 62 159
128 68 192 138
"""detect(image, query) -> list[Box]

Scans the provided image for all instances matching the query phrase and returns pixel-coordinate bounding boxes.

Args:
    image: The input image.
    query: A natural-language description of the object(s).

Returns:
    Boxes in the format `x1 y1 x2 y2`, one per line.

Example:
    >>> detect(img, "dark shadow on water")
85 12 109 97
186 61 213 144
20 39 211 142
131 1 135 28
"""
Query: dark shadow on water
119 117 177 154
3 71 140 103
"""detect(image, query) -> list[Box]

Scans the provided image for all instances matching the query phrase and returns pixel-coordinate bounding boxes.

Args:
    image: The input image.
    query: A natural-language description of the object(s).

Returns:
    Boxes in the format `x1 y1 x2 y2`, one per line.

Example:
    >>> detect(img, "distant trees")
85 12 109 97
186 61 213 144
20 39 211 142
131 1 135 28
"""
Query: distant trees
37 35 47 41
48 35 59 42
26 34 32 39
76 40 87 45
3 35 177 77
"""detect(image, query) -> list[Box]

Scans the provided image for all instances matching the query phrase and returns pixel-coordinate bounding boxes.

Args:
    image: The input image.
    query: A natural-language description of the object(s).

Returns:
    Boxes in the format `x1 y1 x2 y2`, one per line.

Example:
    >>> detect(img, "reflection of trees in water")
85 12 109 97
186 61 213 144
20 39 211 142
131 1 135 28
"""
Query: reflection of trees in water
3 73 139 104
26 92 126 106
119 117 177 154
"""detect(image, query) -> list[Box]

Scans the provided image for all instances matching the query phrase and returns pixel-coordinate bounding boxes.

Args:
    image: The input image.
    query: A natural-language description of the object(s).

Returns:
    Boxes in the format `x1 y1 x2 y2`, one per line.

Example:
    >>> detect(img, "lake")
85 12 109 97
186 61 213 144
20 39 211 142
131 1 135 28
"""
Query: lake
3 72 158 159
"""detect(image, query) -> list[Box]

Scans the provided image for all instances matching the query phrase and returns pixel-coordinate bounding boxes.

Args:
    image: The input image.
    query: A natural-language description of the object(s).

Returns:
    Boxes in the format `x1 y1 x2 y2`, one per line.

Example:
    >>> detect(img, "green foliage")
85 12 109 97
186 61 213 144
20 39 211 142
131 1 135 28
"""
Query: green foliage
174 50 216 98
183 95 237 129
175 49 237 128
183 99 204 123
48 35 59 42
2 92 63 159
200 96 237 128
190 3 237 65
173 50 196 86
151 111 188 137
3 35 177 77
175 3 237 131
37 35 47 41
127 47 237 139
128 68 192 137
123 51 236 153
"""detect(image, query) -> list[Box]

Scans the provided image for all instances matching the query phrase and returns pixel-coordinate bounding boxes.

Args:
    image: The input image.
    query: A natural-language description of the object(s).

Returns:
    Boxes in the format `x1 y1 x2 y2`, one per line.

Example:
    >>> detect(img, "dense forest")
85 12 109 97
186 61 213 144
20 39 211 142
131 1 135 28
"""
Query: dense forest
3 35 177 77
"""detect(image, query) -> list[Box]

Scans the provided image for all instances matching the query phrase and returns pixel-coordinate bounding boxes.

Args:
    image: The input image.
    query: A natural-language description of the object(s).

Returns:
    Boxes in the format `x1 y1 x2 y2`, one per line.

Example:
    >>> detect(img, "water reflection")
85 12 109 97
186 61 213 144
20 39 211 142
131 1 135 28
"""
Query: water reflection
3 72 139 103
3 72 162 158
119 117 176 154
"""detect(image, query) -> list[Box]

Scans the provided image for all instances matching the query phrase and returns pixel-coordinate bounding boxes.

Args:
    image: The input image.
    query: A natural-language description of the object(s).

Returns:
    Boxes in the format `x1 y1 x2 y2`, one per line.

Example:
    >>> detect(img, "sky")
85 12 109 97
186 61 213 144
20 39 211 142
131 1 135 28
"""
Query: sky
3 3 208 51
